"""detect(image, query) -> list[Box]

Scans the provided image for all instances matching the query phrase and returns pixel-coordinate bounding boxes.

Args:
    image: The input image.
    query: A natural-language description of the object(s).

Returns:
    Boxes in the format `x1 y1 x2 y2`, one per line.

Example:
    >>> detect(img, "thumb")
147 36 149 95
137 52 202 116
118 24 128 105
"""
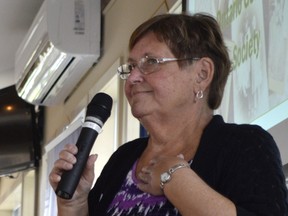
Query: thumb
82 154 98 182
87 154 98 169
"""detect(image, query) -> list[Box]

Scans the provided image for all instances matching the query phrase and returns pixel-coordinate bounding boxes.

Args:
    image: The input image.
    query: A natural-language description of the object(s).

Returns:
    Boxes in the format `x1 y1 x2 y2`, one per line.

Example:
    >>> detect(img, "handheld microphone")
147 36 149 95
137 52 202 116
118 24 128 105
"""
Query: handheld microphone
55 92 113 199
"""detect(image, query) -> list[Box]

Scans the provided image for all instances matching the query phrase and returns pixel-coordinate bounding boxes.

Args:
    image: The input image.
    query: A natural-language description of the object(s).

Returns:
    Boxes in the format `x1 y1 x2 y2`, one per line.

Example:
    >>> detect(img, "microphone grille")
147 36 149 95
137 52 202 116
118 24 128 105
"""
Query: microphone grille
86 92 113 123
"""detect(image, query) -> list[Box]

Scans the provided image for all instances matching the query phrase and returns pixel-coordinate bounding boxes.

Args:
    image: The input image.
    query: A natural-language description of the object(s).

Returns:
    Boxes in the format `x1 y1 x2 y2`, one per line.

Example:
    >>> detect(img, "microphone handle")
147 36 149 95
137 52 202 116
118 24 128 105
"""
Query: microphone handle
56 127 98 199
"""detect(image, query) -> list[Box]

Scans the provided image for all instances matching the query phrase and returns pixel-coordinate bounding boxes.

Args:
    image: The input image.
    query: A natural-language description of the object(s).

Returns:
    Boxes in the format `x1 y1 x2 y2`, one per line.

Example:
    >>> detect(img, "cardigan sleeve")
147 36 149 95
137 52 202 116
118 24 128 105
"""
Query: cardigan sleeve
193 116 288 216
219 125 288 215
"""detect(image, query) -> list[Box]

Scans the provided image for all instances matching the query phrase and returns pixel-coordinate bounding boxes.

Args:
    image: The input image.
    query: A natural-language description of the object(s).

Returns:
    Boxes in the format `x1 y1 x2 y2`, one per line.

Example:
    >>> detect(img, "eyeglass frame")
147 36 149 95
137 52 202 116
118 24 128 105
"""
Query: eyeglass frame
117 56 200 80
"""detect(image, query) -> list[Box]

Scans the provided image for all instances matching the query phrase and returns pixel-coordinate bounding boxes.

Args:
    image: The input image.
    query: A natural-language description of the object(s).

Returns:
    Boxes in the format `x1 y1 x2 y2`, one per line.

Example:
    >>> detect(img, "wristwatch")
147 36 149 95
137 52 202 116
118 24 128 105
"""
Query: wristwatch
160 163 190 189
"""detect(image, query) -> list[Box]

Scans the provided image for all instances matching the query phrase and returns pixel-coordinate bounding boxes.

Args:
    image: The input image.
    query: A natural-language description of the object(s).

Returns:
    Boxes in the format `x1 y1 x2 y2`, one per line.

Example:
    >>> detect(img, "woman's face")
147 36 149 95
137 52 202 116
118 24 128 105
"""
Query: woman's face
125 32 199 121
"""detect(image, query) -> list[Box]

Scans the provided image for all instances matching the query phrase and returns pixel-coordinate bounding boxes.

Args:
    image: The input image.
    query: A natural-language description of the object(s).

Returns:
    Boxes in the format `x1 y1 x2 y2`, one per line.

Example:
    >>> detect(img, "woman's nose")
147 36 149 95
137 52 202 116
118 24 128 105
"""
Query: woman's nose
126 67 144 84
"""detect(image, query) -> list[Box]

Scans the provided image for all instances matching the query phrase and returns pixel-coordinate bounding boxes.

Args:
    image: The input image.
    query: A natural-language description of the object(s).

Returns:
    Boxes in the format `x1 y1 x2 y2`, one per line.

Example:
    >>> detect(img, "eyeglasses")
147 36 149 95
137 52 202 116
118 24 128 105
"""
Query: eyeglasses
117 56 200 80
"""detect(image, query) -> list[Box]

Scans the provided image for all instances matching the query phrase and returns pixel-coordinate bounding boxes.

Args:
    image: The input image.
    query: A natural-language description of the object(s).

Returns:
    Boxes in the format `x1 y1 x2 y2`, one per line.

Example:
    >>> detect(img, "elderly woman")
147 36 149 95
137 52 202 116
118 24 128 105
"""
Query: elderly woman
49 13 288 215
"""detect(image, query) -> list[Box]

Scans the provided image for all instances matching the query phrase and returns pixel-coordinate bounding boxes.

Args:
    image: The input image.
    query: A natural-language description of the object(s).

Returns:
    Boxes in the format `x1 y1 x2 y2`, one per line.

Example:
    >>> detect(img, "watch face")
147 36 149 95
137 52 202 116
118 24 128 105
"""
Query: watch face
161 172 171 183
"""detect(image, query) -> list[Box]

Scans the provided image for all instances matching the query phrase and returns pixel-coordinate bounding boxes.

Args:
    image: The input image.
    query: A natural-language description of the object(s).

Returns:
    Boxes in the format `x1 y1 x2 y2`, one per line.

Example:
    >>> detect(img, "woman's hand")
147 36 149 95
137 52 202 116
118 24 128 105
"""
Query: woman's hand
49 144 97 215
138 154 236 216
137 154 188 196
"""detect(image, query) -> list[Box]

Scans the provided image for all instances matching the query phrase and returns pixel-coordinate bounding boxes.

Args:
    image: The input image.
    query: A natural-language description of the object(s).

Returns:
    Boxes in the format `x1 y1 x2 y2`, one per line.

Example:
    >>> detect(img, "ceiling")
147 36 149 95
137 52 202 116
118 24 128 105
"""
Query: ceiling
0 0 44 90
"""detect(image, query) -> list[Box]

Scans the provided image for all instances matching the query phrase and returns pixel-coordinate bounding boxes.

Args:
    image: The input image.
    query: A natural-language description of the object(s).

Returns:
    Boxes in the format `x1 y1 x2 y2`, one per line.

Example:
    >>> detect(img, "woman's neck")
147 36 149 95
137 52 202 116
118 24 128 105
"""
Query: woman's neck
140 109 213 161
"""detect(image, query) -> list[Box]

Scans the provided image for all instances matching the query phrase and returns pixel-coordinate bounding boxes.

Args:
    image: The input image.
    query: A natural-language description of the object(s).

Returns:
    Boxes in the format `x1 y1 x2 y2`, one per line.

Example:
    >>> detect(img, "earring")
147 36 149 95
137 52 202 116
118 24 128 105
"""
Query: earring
196 90 204 99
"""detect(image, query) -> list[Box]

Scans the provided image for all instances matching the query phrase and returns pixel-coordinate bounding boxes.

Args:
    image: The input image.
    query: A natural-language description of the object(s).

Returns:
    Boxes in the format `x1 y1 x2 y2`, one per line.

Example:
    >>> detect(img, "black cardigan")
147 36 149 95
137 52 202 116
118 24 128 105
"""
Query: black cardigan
88 115 288 215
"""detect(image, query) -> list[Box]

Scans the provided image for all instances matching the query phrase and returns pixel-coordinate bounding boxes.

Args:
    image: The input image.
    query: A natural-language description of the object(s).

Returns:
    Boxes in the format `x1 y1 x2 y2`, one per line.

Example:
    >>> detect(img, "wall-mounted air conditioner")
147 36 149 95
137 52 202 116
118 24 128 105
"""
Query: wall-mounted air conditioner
15 0 101 106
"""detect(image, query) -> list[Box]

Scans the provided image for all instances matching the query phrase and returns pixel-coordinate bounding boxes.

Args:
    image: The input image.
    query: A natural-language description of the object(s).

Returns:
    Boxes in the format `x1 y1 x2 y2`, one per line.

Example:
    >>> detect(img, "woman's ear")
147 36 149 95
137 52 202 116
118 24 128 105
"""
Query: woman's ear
195 57 214 90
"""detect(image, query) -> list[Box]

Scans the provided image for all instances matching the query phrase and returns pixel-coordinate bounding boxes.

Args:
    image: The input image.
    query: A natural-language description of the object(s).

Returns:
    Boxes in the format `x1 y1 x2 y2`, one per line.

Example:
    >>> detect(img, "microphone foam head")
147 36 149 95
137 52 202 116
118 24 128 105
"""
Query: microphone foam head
86 92 113 123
